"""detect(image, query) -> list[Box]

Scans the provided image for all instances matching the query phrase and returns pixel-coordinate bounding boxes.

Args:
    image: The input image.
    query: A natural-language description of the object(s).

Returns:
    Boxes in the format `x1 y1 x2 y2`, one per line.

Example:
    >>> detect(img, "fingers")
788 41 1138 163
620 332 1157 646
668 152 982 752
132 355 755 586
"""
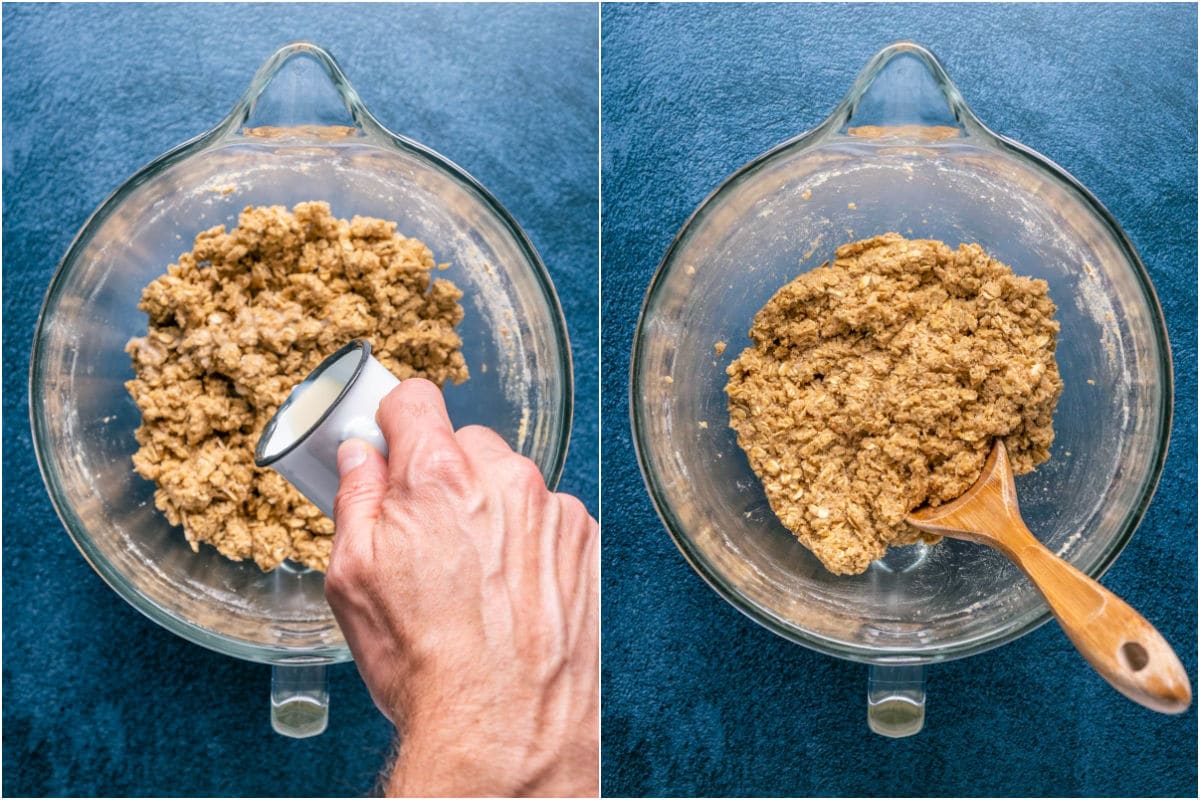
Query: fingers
330 438 390 565
377 379 468 489
376 378 456 458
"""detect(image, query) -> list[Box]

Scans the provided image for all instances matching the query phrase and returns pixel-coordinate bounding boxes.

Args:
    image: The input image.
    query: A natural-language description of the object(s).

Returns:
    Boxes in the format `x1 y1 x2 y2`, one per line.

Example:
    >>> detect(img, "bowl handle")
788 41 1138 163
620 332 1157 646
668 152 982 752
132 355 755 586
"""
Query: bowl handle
208 41 394 146
271 663 329 738
867 663 925 738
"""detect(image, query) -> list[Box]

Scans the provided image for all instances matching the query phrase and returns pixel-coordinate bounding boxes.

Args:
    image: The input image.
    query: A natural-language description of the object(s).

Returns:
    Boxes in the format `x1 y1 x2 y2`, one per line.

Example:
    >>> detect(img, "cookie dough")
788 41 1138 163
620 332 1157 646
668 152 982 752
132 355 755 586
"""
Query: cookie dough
726 233 1062 575
126 202 468 572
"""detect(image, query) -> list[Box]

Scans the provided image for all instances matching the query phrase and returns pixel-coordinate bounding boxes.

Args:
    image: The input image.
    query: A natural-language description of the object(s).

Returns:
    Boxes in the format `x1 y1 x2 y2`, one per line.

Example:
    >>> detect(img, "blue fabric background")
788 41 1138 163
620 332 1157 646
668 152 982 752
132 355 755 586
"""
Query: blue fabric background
2 3 597 796
601 3 1197 797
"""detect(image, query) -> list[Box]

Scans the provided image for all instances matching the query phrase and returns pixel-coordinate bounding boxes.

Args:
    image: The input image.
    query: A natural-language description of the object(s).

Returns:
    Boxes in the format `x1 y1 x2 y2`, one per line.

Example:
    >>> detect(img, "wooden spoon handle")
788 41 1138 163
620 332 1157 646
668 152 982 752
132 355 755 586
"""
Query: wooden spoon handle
1007 527 1192 714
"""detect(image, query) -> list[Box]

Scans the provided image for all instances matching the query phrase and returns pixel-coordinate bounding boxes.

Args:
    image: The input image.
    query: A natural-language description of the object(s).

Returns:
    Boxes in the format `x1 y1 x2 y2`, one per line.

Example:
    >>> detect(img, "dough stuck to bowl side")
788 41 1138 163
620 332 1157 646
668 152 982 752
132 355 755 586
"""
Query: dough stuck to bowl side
726 233 1062 576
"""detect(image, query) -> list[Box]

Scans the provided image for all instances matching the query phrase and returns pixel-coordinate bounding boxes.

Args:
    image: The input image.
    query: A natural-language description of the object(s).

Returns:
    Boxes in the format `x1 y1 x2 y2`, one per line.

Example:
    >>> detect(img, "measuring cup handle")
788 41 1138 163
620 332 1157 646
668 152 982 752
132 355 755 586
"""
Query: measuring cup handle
270 663 329 738
867 663 926 738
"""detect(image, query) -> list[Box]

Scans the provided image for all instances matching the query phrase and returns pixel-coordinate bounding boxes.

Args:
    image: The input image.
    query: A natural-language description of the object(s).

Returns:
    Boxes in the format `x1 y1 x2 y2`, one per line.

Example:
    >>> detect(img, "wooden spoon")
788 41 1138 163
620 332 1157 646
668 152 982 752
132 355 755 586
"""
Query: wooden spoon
907 440 1192 714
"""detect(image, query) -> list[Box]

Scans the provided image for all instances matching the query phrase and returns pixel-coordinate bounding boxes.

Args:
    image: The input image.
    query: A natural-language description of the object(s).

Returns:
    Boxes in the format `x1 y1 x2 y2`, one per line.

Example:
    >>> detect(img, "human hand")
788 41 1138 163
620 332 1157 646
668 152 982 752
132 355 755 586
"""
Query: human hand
325 378 599 798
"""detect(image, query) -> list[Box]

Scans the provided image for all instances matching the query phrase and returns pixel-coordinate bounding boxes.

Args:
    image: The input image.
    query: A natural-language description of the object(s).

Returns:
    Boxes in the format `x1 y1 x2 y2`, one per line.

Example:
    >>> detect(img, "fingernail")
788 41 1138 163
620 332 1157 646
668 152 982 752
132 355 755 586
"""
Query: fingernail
338 439 369 476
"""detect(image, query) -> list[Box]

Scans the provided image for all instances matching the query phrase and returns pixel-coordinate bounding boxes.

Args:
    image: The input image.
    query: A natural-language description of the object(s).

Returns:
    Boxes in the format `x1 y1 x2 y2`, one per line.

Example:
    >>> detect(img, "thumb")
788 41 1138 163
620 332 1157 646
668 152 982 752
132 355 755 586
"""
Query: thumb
332 439 390 541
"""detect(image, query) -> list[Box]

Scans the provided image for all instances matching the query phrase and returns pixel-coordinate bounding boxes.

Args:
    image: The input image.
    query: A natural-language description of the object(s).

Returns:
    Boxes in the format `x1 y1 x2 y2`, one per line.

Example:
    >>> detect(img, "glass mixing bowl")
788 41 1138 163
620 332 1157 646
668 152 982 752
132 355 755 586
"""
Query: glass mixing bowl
30 42 572 737
630 42 1171 736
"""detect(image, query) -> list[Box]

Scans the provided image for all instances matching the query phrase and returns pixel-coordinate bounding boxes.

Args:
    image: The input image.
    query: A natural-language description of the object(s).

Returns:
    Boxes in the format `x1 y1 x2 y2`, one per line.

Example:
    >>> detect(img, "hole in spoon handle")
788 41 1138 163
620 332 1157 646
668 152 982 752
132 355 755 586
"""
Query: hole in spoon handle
1120 641 1149 672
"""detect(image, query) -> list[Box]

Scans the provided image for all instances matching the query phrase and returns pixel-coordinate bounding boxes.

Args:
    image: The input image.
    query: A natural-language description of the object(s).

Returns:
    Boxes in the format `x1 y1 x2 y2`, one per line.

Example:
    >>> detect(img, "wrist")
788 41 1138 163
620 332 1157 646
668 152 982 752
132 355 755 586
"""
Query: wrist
386 723 591 798
388 730 510 798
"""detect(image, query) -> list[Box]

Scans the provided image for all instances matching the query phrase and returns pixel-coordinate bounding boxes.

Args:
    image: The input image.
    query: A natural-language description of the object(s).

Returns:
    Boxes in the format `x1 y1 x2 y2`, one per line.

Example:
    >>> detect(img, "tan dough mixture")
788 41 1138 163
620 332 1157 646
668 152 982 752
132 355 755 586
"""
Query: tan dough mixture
126 202 468 572
725 233 1062 575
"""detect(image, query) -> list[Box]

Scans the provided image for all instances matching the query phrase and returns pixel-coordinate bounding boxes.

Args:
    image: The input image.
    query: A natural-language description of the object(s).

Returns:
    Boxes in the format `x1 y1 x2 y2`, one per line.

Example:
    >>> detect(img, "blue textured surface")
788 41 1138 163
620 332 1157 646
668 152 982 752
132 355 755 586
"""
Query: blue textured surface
3 3 596 796
601 3 1197 797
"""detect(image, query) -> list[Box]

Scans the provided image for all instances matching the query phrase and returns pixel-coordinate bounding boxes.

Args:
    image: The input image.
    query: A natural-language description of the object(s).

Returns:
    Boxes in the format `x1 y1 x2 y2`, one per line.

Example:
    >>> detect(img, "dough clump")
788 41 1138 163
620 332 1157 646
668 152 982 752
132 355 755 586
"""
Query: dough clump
726 233 1062 575
126 202 468 572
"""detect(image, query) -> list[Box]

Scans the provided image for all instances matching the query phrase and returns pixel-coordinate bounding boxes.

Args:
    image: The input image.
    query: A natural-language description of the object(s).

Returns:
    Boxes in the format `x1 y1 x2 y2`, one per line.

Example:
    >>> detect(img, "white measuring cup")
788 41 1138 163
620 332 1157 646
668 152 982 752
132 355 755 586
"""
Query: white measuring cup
256 339 399 517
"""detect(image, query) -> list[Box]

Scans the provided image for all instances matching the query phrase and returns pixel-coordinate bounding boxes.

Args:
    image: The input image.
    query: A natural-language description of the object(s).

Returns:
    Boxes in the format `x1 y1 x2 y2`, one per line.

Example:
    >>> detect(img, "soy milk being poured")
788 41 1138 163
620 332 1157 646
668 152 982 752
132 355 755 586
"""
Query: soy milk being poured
259 357 357 461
